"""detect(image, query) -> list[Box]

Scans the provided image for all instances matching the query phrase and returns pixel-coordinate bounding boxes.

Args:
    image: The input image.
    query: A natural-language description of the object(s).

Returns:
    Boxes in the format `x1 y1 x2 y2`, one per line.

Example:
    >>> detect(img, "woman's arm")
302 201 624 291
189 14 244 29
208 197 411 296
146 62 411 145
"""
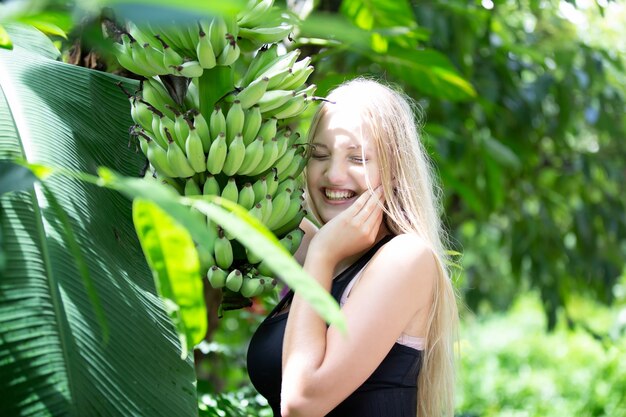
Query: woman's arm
280 190 436 417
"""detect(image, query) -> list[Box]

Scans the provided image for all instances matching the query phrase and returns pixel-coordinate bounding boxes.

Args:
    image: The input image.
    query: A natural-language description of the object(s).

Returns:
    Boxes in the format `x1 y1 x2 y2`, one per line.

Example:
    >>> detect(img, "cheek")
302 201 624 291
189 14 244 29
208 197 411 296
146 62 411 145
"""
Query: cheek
352 163 382 189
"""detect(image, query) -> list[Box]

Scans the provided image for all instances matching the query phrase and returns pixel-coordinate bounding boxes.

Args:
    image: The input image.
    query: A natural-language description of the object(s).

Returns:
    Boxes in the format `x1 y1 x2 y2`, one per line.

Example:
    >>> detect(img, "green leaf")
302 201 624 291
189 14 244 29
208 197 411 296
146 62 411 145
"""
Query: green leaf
1 23 60 60
91 169 347 334
0 160 38 195
19 19 68 39
340 0 416 30
191 197 348 334
482 137 522 170
133 198 207 357
375 46 476 100
0 27 197 416
0 24 12 50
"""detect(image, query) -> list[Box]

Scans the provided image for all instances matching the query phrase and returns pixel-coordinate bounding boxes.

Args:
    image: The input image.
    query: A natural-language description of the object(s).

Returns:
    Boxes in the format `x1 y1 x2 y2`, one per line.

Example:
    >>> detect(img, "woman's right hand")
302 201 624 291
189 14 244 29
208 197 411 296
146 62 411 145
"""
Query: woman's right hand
306 186 385 270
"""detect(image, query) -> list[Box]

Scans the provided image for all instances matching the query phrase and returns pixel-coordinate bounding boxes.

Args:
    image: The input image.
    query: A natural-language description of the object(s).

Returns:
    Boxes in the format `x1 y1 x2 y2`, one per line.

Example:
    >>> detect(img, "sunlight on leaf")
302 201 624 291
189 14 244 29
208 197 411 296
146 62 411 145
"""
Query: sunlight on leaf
133 198 207 358
19 19 68 39
0 24 12 50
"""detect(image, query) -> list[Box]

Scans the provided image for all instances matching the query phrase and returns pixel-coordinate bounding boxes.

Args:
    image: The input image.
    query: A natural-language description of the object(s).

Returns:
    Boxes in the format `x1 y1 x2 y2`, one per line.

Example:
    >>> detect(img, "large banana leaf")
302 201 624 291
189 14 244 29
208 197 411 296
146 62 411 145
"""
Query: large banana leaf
0 24 197 416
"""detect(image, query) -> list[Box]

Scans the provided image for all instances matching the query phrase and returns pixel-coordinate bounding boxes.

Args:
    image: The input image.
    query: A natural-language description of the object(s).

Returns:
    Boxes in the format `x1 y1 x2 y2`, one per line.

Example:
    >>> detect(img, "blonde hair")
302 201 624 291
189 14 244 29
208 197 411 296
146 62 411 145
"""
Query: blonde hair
305 78 459 417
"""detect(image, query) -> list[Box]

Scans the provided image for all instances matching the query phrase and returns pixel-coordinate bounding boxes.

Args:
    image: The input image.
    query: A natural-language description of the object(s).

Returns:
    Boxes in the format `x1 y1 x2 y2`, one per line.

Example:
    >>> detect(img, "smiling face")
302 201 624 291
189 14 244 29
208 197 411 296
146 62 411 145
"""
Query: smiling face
306 103 382 225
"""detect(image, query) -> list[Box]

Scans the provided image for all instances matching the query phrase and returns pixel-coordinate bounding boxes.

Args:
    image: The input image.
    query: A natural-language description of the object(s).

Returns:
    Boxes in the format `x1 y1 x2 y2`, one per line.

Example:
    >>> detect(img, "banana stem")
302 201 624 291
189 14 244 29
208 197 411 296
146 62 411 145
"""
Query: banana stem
197 66 234 121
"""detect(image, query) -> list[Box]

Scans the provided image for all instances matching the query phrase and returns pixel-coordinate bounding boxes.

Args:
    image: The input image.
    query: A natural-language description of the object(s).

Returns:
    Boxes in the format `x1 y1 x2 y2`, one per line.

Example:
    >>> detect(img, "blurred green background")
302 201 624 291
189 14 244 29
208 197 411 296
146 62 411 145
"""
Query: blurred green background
1 0 624 415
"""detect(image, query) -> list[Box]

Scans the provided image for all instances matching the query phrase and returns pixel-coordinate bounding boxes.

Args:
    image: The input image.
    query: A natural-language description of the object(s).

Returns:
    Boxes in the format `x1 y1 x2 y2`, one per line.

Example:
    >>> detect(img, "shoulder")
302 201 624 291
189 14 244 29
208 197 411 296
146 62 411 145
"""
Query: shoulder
367 233 439 289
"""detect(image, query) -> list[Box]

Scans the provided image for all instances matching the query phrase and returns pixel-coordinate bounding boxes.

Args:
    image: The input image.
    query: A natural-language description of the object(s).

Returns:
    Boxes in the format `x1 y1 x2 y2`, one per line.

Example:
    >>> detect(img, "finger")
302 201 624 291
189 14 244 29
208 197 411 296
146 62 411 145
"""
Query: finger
353 188 383 223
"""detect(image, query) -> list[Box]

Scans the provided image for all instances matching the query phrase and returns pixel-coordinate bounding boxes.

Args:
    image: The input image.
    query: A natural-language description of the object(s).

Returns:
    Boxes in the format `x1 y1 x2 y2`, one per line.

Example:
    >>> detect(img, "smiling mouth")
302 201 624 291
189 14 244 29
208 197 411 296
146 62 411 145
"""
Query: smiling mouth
323 188 357 201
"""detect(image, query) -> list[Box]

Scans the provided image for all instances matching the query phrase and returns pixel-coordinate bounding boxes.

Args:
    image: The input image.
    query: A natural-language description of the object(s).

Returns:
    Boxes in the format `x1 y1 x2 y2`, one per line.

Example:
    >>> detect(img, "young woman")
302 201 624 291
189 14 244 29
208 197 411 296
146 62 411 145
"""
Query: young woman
247 78 459 417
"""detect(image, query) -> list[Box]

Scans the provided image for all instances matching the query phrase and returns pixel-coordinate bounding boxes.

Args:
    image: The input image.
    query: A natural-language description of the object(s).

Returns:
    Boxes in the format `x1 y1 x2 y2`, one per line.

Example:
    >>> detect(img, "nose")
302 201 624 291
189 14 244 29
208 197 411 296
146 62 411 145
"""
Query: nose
324 157 348 184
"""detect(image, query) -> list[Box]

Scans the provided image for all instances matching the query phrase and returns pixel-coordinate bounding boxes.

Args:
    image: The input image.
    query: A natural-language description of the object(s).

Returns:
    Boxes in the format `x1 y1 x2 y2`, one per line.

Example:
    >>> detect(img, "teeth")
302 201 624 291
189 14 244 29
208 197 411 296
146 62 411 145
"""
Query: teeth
324 189 355 200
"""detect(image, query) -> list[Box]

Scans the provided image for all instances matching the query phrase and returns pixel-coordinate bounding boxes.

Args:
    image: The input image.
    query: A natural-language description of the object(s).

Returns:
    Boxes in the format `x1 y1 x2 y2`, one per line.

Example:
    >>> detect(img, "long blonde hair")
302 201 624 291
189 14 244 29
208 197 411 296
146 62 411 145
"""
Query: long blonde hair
305 78 459 417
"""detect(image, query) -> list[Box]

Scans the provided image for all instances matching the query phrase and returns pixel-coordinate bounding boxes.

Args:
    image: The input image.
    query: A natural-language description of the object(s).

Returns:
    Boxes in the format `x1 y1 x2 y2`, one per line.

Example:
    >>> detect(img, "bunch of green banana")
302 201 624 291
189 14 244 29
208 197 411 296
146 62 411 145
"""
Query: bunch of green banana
115 0 318 307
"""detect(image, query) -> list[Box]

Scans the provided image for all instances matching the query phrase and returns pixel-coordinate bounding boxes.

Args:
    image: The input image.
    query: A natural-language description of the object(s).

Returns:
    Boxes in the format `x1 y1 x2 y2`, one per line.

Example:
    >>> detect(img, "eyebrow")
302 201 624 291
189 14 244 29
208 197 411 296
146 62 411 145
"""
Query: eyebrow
311 142 363 150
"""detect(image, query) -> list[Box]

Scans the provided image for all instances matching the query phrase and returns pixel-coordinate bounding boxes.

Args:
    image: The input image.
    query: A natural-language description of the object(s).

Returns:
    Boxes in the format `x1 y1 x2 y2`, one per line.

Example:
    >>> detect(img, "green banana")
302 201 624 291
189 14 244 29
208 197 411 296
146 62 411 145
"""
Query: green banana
207 265 227 289
273 144 297 178
260 194 273 224
189 110 211 152
280 63 314 91
166 132 196 178
143 43 171 74
226 100 245 145
127 21 160 48
209 106 226 140
266 187 292 229
237 76 270 109
157 114 182 151
237 0 273 28
203 174 221 196
142 78 177 119
155 34 183 69
257 90 295 114
279 234 293 253
251 176 268 204
245 246 262 264
238 24 293 44
145 136 177 178
184 125 206 173
114 35 151 76
279 151 307 181
237 182 256 210
255 49 300 81
129 40 155 75
248 202 264 222
196 240 215 272
270 94 308 120
275 128 293 159
221 177 239 203
276 177 297 196
296 83 317 99
248 137 278 176
242 105 262 146
265 66 292 90
222 133 246 176
257 117 278 143
196 21 217 69
184 177 202 196
175 60 204 78
206 132 228 174
217 37 240 66
214 228 233 269
225 269 243 292
262 277 278 293
273 203 306 236
208 16 228 53
257 259 273 276
172 110 190 146
237 137 264 175
287 227 304 254
266 168 279 196
130 99 154 134
240 276 265 298
240 44 279 87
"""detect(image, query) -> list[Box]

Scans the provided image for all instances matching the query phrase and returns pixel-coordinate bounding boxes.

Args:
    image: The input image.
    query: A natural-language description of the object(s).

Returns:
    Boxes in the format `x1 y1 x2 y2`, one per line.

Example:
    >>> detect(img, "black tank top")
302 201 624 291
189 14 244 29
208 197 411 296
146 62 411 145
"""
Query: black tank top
246 235 423 416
